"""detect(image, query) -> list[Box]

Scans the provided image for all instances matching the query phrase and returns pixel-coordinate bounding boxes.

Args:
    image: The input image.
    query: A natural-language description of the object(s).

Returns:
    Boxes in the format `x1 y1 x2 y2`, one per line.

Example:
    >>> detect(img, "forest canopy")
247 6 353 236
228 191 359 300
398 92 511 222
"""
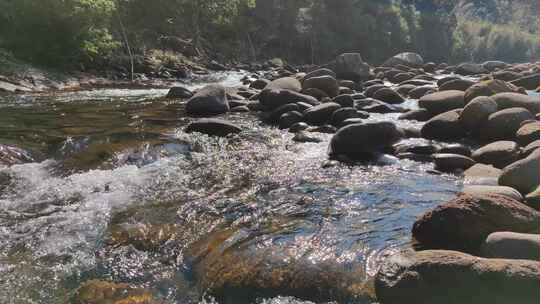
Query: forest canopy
1 0 540 68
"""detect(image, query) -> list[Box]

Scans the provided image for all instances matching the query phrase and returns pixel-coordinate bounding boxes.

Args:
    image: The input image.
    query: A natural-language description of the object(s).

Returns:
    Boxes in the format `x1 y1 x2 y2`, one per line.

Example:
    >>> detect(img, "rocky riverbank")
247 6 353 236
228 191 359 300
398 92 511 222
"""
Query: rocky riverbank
165 52 540 303
3 50 540 303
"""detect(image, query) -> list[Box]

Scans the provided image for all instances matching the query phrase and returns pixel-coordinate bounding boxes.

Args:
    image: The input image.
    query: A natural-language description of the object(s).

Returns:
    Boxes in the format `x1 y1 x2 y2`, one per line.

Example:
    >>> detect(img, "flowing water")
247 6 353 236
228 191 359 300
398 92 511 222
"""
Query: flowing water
0 72 466 304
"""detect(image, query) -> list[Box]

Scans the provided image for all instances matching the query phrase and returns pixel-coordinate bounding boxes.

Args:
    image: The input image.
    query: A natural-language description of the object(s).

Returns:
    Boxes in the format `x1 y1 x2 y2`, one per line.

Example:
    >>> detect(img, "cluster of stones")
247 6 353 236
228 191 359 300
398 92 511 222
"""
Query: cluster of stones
167 53 540 303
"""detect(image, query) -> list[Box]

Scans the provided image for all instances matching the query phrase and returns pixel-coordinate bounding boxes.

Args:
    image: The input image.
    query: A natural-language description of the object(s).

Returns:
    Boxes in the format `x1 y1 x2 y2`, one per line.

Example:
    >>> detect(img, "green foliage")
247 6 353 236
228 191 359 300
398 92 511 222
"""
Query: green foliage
0 0 118 66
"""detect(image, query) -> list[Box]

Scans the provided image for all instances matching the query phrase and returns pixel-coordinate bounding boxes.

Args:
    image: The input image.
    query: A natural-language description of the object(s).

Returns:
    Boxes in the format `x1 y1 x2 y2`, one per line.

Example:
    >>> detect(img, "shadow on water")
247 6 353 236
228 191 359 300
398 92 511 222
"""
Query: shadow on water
0 73 461 303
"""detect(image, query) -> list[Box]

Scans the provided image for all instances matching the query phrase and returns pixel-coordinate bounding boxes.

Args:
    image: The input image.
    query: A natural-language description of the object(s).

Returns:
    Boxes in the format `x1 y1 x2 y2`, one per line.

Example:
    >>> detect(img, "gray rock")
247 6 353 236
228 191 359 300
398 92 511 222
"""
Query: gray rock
480 107 535 141
499 149 540 194
185 118 241 137
421 110 465 140
186 84 229 115
482 232 540 260
459 96 498 131
304 102 341 125
463 185 523 201
433 153 475 173
418 90 465 115
472 141 522 169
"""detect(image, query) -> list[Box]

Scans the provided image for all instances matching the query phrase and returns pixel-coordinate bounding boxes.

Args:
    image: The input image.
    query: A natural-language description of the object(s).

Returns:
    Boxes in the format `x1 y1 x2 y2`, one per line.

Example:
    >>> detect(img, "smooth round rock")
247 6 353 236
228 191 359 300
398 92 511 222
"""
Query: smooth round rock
471 141 522 169
419 90 465 115
433 153 475 173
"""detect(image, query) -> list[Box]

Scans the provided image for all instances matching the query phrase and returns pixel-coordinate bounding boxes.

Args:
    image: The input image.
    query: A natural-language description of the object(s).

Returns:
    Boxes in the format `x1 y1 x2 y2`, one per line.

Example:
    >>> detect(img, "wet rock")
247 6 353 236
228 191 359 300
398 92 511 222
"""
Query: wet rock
526 186 540 208
398 109 432 122
364 84 386 97
166 86 193 98
259 89 318 110
482 60 509 71
372 87 405 104
355 98 405 114
330 53 371 81
332 94 354 107
339 86 354 95
330 107 363 126
383 52 424 68
439 78 475 91
472 141 521 169
289 122 309 133
408 85 436 99
303 102 341 125
249 78 271 90
303 68 336 82
186 84 229 116
0 144 34 166
339 80 356 89
464 79 522 104
329 122 403 160
523 140 540 156
73 280 157 304
412 193 540 252
499 149 540 194
421 110 465 141
491 93 540 114
418 90 465 115
396 84 416 95
339 118 365 128
230 106 249 113
308 124 337 134
293 131 322 143
437 144 472 156
268 103 300 123
279 111 303 129
185 118 241 137
459 96 498 131
437 75 460 87
265 77 302 92
482 232 540 261
463 185 523 201
302 87 329 100
375 249 540 304
516 121 540 146
510 73 540 90
480 107 535 141
432 153 475 173
393 143 437 155
186 228 375 303
302 75 340 97
456 62 488 75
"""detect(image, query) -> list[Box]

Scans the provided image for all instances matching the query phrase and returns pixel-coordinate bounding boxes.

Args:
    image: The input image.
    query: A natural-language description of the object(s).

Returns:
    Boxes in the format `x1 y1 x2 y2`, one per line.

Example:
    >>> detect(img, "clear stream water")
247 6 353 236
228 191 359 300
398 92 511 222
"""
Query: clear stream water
0 71 504 304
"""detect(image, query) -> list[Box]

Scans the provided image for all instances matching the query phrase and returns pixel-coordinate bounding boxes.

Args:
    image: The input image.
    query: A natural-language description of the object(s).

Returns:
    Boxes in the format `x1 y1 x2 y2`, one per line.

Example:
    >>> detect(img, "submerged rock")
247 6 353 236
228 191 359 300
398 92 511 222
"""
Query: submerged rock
375 249 540 304
412 193 540 252
73 280 157 304
185 118 241 137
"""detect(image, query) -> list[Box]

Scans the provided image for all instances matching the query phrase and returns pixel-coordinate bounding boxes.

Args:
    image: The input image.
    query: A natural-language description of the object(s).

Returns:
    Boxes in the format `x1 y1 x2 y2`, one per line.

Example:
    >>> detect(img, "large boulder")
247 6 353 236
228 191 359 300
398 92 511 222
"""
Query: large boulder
329 122 403 160
302 75 340 98
482 60 510 71
479 107 535 141
265 77 302 92
412 193 540 252
510 73 540 90
516 121 540 146
259 89 318 110
499 149 540 194
185 118 241 137
421 110 465 140
482 232 540 260
303 102 341 125
186 84 229 115
471 141 522 169
383 52 424 68
491 93 540 114
418 90 465 115
464 79 523 104
330 53 371 81
375 249 540 304
456 62 488 76
459 96 498 131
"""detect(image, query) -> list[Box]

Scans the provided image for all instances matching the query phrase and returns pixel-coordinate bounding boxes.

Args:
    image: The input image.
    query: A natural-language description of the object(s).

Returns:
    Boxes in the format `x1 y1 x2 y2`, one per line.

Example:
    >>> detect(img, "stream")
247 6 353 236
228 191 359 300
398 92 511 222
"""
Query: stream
0 71 466 303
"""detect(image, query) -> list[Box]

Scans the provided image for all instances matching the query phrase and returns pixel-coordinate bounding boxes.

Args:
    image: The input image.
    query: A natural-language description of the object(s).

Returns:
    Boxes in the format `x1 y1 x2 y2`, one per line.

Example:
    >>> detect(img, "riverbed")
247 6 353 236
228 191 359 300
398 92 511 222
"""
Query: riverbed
0 71 471 303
